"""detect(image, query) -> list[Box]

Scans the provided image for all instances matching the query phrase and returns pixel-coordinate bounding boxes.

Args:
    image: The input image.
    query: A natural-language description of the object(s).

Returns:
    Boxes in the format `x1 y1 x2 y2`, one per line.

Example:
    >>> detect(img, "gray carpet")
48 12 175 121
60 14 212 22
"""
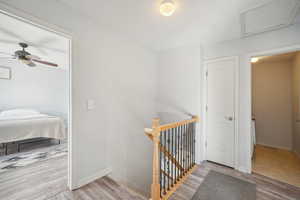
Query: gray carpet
191 170 256 200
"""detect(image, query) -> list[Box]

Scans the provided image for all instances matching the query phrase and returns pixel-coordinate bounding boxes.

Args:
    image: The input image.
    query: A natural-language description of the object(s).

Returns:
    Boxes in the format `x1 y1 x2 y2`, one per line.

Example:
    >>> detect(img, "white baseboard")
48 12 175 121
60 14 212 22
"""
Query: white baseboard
236 166 251 174
256 142 292 151
73 167 112 189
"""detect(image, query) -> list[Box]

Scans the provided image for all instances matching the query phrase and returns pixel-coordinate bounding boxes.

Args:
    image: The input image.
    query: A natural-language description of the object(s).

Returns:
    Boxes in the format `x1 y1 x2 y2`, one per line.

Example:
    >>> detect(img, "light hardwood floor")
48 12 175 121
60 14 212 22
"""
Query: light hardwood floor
0 154 146 200
1 149 300 200
252 144 300 187
170 161 300 200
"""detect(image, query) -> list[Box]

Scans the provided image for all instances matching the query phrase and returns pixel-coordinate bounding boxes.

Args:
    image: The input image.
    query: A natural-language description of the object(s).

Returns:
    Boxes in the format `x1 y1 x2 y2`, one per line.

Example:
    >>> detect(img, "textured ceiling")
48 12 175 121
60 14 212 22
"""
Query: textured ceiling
56 0 299 51
0 0 299 52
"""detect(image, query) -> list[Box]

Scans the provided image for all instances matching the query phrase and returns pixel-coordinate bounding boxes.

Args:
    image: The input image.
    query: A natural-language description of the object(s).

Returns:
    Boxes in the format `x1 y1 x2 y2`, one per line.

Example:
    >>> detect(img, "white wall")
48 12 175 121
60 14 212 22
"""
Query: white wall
204 23 300 172
0 61 68 120
0 1 158 193
252 60 293 150
292 52 300 156
157 45 203 162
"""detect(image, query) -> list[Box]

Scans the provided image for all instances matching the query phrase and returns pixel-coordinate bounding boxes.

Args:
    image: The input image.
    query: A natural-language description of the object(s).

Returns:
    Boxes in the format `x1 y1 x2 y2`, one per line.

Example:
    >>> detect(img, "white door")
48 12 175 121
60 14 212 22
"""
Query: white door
205 57 236 168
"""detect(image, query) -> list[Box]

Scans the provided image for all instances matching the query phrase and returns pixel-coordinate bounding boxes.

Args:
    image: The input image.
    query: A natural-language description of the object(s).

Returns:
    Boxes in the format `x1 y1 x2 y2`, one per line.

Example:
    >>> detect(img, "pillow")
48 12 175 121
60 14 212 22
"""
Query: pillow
0 109 40 117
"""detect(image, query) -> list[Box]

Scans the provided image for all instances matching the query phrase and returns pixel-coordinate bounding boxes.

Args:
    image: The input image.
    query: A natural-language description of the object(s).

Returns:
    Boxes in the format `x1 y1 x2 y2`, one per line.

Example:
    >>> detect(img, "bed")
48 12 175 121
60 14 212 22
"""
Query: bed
0 109 66 144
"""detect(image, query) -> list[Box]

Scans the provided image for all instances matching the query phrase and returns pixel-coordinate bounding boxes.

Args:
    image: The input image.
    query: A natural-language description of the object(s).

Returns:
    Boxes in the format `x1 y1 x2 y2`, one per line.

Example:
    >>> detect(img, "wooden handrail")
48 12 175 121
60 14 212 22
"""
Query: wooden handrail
145 115 199 200
144 116 199 134
159 116 199 131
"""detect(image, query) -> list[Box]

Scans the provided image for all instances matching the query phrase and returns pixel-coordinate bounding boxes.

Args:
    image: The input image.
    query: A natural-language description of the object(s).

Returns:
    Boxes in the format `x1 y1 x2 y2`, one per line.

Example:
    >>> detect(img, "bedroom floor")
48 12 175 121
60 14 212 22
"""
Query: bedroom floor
0 144 146 200
252 144 300 187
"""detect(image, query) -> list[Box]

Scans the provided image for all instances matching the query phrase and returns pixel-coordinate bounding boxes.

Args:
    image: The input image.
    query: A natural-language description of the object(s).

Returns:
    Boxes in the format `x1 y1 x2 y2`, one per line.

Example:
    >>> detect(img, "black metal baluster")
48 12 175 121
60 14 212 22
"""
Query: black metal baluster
164 130 166 195
185 124 187 172
188 123 190 169
186 124 188 171
189 123 193 168
182 124 185 174
171 128 174 187
160 131 162 197
168 129 170 191
175 126 178 183
173 128 175 185
187 123 190 170
194 122 196 165
186 124 189 171
192 122 195 165
176 126 179 181
180 125 183 178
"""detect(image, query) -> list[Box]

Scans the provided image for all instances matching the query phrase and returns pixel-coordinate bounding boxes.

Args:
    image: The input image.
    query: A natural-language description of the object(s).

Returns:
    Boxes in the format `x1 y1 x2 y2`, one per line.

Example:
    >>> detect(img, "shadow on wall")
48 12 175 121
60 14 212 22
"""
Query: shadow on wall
157 100 195 125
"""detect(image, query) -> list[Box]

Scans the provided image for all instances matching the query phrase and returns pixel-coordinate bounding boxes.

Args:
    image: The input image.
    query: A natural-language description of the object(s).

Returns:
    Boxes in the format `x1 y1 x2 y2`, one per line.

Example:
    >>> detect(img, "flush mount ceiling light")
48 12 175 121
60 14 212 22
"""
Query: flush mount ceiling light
160 0 176 16
251 57 259 63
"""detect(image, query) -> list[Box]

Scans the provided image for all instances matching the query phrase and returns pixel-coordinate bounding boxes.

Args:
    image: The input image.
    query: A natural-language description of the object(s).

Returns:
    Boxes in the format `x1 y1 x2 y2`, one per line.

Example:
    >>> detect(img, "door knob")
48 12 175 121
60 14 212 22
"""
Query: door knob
225 116 234 121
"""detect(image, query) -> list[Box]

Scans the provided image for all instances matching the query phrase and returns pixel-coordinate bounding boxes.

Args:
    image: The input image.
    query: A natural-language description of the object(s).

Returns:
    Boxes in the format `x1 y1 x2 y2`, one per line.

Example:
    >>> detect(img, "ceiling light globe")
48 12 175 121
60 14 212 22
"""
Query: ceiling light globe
251 57 259 63
160 0 176 16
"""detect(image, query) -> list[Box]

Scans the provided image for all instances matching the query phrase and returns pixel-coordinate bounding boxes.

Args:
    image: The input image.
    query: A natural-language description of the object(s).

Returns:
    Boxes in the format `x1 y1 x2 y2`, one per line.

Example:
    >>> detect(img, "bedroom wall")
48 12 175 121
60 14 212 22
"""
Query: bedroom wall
0 60 68 120
252 60 293 150
203 22 300 172
292 52 300 156
0 1 158 194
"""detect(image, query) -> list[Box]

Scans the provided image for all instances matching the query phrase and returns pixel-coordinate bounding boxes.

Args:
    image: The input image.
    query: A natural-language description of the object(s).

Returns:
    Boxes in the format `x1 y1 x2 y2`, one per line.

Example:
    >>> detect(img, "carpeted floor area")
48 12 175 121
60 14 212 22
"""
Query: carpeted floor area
169 161 300 200
191 170 256 200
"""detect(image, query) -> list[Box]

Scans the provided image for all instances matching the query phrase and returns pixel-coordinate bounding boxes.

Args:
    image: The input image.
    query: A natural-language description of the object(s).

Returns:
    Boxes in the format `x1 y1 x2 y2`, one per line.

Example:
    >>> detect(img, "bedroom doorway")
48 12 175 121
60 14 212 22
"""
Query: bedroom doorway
251 50 300 187
0 9 73 197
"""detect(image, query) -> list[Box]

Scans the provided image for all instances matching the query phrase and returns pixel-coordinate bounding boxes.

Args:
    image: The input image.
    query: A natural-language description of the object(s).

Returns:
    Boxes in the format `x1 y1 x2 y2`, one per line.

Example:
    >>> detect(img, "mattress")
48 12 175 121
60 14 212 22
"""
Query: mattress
0 114 66 143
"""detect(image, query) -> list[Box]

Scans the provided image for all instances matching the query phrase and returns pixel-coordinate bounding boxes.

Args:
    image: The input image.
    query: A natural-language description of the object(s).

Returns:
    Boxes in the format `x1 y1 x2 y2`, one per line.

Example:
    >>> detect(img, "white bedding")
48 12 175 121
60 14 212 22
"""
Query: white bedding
0 114 66 143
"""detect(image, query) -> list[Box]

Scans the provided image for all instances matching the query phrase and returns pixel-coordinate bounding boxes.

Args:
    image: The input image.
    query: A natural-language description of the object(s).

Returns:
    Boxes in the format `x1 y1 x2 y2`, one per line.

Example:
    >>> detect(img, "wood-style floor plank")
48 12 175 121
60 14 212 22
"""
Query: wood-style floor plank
169 161 300 200
1 150 300 200
0 154 146 200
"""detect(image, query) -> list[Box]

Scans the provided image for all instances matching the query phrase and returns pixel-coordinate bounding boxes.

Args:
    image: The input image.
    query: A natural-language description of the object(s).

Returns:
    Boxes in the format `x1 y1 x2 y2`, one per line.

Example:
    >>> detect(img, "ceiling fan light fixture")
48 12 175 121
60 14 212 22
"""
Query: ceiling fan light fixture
251 57 259 63
160 0 176 16
20 58 31 65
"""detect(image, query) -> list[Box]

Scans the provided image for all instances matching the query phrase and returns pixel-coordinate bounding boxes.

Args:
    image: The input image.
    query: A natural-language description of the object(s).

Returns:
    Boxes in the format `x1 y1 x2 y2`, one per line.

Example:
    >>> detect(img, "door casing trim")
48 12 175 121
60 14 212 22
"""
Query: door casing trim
202 56 239 169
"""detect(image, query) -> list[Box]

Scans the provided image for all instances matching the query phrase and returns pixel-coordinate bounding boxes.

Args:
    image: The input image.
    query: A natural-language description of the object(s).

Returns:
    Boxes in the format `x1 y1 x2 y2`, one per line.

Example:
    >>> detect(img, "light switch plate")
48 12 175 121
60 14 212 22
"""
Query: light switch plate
87 100 95 110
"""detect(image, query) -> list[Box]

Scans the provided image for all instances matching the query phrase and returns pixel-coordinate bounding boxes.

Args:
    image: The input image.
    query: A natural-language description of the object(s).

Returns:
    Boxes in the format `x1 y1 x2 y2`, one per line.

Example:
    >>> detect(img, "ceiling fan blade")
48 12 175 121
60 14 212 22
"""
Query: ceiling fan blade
32 59 58 67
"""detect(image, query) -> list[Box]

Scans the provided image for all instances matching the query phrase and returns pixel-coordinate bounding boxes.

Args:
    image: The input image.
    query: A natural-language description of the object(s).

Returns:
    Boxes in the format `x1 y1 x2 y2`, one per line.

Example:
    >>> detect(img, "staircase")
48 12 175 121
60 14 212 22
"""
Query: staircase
145 116 199 200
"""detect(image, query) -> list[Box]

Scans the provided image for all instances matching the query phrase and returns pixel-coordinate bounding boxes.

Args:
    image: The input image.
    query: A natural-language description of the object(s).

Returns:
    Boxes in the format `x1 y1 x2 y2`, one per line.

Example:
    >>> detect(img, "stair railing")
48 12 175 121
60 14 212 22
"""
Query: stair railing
145 116 199 200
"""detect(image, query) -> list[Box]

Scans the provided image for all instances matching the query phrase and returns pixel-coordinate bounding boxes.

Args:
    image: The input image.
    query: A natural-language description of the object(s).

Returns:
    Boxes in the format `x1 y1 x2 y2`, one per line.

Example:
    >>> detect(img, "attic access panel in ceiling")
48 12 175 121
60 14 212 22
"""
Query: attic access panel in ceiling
241 0 300 37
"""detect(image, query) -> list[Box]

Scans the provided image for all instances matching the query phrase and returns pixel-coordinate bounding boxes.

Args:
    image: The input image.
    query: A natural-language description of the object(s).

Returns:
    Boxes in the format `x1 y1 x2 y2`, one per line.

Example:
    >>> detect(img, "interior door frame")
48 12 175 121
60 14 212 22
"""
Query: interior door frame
0 4 75 190
203 56 239 169
247 44 300 173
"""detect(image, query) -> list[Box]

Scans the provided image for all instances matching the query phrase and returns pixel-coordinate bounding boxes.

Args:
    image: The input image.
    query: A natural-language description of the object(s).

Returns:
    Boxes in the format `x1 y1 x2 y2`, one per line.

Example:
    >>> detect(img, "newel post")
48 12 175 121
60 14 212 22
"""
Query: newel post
151 118 161 200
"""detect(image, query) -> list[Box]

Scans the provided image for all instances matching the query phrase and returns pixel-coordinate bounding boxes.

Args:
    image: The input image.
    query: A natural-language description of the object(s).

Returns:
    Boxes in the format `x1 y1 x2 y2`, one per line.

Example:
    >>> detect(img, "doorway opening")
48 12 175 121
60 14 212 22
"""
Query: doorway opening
251 51 300 187
0 10 73 198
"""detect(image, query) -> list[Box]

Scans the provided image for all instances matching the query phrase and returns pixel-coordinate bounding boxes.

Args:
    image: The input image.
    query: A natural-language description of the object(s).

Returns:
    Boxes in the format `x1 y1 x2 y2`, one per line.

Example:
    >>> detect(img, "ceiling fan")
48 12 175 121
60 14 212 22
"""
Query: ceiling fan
0 43 58 67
